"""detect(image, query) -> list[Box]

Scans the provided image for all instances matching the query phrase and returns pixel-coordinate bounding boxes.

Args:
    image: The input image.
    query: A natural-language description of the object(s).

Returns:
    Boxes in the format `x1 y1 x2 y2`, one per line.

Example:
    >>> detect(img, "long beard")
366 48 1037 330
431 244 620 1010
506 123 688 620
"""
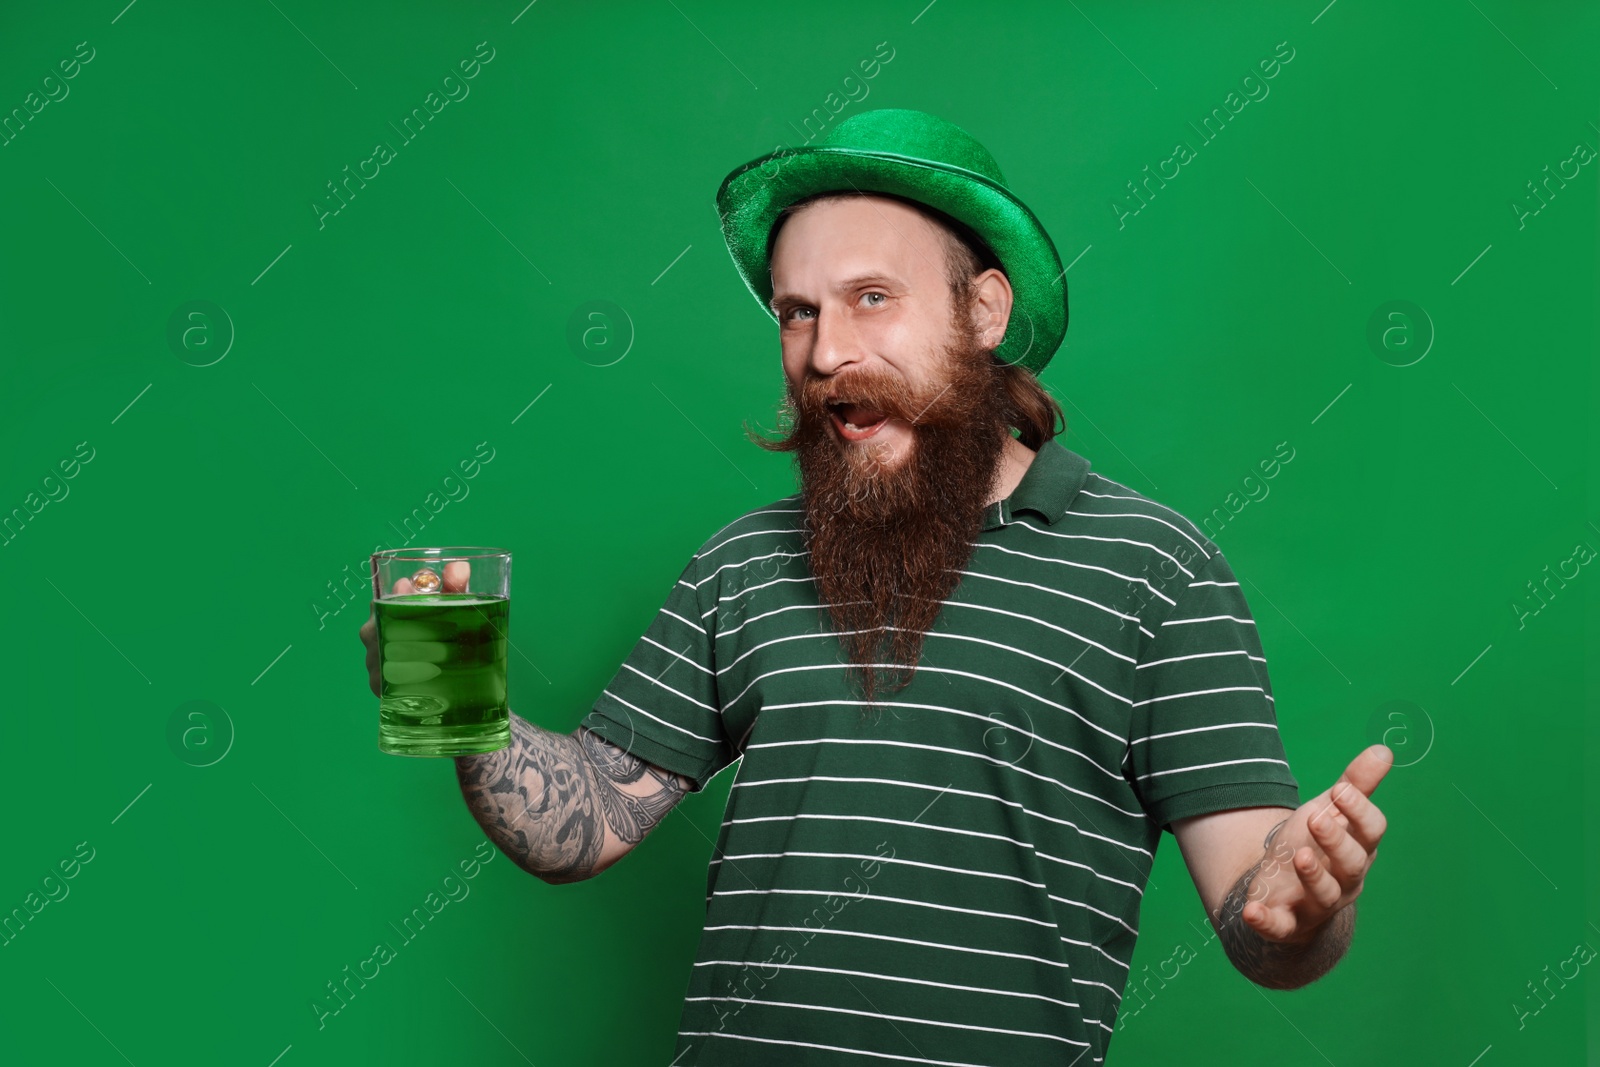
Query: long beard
759 315 1014 710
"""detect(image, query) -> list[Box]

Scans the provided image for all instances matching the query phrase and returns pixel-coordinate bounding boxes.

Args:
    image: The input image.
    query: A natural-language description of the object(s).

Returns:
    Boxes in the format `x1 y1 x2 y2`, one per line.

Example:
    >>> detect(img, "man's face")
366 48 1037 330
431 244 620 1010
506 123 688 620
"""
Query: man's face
763 194 1016 707
770 195 972 471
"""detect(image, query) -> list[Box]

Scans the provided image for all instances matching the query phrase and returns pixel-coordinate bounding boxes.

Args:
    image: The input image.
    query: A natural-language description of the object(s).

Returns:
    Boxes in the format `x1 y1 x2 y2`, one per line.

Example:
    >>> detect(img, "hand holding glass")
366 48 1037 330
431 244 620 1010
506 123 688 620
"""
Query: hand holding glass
370 547 512 757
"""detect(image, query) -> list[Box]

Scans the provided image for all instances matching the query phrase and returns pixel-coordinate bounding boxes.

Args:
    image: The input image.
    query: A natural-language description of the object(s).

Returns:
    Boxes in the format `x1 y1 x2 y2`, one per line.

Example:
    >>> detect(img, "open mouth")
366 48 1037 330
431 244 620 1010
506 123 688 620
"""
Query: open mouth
828 401 890 441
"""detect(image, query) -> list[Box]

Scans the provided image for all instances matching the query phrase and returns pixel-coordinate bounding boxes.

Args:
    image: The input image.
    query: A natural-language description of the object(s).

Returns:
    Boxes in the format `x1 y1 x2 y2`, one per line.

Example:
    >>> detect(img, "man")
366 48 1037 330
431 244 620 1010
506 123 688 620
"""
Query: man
363 109 1390 1065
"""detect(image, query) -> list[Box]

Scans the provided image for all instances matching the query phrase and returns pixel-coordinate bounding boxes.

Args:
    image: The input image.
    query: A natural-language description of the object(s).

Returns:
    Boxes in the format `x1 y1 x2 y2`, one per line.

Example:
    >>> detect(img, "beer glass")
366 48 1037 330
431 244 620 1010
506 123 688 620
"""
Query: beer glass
370 547 511 757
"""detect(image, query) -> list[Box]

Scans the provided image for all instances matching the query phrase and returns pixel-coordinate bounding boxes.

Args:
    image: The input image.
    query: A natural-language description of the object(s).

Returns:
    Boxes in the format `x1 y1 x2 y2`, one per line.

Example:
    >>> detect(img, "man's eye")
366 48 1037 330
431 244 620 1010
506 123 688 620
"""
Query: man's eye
784 307 815 323
861 292 886 307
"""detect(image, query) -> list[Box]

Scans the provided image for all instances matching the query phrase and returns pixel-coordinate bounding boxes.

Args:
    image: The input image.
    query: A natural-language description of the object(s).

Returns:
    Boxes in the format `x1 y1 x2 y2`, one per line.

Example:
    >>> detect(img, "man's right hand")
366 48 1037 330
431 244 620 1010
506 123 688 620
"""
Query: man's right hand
356 554 695 883
359 560 471 697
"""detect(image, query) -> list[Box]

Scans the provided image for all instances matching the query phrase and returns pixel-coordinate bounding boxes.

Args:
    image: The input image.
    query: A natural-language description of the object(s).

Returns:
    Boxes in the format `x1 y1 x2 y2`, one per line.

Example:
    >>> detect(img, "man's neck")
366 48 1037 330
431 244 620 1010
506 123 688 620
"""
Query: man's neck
987 434 1037 507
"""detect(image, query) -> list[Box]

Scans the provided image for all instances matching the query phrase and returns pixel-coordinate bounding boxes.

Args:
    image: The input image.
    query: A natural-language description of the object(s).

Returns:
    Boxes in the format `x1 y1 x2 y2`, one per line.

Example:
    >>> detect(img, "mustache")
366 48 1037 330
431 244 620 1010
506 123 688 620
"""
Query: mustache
793 368 964 431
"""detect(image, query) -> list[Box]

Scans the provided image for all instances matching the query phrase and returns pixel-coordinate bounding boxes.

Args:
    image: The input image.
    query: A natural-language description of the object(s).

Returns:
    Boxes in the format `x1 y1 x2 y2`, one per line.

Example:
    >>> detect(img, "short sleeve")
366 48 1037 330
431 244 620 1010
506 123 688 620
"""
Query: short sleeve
577 548 736 792
1125 549 1300 832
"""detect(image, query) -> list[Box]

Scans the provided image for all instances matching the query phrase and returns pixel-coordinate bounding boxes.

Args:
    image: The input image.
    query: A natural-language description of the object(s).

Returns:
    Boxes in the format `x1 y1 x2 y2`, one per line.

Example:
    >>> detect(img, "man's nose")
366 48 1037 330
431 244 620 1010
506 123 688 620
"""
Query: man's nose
807 304 864 377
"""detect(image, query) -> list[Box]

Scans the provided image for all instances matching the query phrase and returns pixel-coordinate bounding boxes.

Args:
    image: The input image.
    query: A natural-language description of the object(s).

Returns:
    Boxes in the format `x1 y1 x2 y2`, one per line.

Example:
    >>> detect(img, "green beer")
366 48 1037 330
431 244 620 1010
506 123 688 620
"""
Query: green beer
375 593 510 756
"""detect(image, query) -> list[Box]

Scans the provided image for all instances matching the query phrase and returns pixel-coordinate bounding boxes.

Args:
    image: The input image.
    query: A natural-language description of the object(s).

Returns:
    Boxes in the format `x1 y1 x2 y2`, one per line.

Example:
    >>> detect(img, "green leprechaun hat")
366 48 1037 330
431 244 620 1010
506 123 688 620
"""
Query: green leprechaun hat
715 108 1068 375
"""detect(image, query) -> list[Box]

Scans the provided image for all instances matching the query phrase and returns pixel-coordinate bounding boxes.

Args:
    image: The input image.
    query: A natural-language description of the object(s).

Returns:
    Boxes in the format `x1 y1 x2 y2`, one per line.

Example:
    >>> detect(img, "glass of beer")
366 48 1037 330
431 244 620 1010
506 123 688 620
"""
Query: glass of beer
370 546 512 757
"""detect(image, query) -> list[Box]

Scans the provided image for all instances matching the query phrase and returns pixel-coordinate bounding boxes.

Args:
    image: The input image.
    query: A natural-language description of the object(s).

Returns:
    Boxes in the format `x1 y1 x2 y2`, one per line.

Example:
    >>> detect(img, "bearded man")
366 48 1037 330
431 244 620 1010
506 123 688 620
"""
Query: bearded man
750 185 1050 710
361 109 1391 1065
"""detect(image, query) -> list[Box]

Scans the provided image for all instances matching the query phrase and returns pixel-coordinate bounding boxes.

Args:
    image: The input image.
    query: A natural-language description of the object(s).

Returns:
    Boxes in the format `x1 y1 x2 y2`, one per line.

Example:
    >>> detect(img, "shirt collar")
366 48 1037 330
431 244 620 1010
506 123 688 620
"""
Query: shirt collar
981 437 1091 532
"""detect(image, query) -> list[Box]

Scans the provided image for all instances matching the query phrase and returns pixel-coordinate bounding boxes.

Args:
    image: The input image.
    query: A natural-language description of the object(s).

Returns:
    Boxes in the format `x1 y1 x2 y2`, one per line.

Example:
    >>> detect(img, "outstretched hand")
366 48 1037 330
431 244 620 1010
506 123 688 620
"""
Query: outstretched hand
1236 744 1392 943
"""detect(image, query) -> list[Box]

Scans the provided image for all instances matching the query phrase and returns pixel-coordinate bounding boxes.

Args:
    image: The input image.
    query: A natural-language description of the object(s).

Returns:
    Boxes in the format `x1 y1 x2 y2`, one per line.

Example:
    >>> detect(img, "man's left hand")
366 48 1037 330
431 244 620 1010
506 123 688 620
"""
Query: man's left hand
1236 744 1392 943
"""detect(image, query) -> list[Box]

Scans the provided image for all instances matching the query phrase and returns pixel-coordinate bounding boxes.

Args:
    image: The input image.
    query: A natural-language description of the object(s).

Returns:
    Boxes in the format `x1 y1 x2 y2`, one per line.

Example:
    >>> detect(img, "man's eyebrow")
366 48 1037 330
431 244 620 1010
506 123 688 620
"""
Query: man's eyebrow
769 273 902 312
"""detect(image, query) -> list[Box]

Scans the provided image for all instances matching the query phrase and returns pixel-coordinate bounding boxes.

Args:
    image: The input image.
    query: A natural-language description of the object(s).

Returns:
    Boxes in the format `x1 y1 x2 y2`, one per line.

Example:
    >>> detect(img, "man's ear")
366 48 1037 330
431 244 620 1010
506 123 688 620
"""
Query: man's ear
970 268 1013 349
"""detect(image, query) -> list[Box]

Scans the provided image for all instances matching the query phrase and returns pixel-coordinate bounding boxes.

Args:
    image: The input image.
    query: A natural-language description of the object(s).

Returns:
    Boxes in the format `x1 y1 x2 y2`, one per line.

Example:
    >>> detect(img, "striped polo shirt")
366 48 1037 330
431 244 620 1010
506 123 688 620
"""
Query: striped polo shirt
579 435 1300 1066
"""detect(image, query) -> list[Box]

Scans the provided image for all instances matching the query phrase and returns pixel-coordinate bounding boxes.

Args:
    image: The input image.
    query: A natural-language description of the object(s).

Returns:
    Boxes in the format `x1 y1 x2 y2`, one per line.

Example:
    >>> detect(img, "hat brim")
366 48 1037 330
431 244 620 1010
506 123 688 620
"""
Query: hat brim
716 146 1067 374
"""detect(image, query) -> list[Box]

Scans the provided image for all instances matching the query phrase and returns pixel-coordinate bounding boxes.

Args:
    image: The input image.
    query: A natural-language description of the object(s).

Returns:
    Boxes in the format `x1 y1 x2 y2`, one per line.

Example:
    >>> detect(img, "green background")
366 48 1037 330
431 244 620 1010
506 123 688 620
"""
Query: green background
2 1 1595 1063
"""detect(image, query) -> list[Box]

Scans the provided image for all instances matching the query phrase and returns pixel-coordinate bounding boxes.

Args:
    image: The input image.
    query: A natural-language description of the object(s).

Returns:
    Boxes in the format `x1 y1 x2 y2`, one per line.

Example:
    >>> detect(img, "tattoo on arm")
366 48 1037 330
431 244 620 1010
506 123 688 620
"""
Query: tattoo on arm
579 724 689 846
453 713 688 883
1216 816 1355 990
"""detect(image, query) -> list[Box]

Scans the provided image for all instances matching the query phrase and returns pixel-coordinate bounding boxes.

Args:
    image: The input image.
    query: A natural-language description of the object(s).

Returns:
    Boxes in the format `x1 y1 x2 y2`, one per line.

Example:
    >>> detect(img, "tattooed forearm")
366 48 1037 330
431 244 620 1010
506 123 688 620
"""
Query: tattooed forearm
1216 817 1356 990
579 724 688 846
454 714 602 883
453 712 688 884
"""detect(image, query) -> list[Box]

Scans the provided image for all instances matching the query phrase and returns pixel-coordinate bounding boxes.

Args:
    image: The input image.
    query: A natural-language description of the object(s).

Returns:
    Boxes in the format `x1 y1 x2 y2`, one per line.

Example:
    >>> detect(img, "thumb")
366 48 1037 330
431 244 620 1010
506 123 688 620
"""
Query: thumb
1337 743 1394 799
443 559 471 593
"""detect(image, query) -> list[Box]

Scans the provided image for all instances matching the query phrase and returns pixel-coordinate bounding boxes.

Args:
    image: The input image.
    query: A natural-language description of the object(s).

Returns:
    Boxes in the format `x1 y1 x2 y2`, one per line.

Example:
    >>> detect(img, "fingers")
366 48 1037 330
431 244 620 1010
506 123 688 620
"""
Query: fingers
1329 780 1388 853
1242 898 1297 941
1292 844 1344 909
1245 847 1341 941
1306 793 1348 832
387 561 468 596
1309 798 1370 888
363 616 381 697
1339 744 1395 799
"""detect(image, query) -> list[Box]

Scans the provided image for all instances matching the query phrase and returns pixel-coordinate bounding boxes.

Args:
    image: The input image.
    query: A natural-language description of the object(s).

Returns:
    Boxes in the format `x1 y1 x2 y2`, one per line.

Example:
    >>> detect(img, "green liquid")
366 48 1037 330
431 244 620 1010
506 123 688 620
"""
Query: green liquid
375 594 510 756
